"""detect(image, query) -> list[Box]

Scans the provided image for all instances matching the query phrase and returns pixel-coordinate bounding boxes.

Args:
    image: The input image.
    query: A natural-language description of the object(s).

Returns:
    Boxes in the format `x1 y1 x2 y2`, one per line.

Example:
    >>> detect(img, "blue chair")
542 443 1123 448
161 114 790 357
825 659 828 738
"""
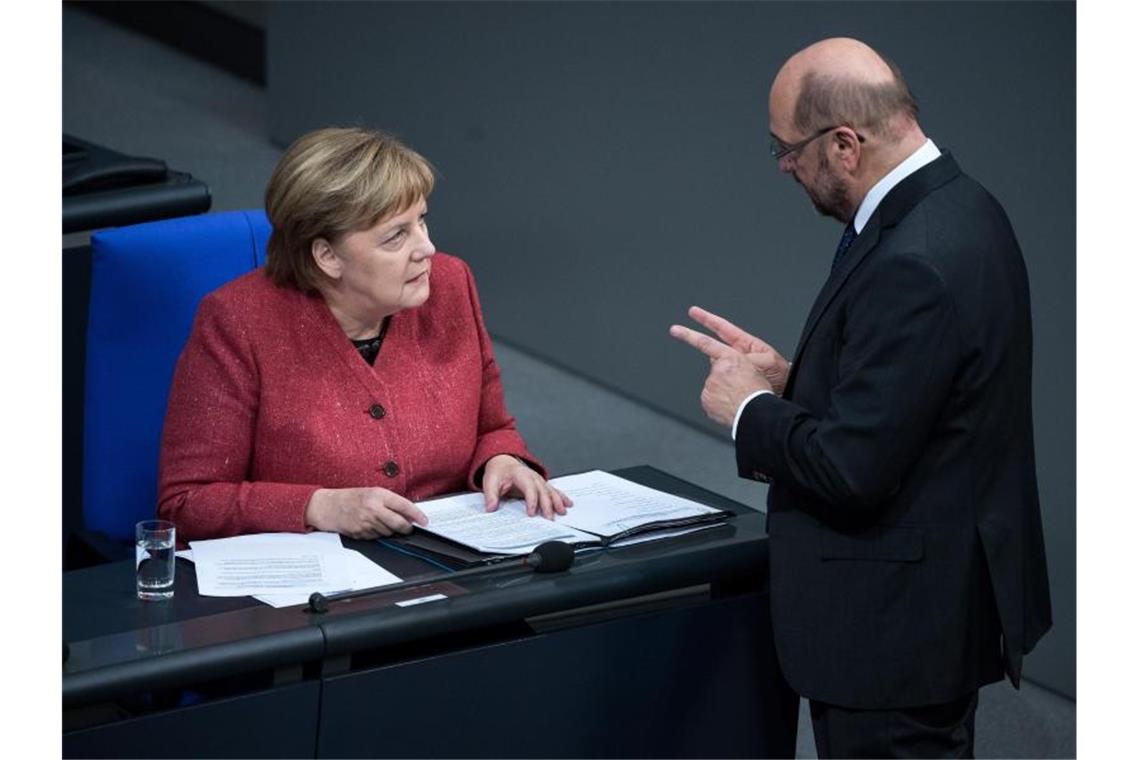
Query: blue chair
81 210 271 551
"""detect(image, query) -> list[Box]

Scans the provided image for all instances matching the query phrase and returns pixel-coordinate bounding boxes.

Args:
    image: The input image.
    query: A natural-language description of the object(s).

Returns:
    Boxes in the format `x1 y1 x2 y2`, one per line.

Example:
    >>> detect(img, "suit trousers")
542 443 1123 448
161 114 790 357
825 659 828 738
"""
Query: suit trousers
809 691 979 759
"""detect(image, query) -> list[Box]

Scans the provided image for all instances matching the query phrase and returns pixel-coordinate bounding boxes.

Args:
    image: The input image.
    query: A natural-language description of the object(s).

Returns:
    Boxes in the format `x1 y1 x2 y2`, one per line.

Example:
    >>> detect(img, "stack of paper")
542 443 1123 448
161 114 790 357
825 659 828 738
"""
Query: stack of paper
416 470 727 556
181 532 402 608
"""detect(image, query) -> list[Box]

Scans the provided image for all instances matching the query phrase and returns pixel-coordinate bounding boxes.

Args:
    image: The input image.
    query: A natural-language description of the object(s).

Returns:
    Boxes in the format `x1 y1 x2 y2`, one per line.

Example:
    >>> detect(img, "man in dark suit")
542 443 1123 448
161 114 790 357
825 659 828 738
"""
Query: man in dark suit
670 37 1051 758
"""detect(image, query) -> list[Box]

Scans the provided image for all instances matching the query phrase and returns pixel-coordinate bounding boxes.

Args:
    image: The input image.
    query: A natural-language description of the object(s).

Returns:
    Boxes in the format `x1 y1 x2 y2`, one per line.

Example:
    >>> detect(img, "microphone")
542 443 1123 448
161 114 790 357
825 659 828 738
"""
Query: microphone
523 540 574 572
308 540 575 614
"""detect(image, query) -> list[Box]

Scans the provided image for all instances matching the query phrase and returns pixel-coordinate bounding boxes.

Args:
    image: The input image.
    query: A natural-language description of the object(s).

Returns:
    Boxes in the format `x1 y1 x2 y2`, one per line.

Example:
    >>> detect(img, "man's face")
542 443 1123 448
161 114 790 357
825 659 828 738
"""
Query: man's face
772 128 852 223
801 147 851 222
769 77 854 223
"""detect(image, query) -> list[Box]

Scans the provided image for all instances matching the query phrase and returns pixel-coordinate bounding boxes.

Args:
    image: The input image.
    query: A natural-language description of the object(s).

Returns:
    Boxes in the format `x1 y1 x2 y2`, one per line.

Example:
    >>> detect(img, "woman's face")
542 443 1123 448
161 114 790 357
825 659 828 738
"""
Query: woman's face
316 197 435 326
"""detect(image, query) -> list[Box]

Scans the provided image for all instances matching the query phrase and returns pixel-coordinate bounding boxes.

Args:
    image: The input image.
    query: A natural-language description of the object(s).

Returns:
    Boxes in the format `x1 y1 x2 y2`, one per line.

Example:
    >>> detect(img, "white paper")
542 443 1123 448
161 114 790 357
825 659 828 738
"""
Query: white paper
254 549 403 608
417 491 600 554
548 470 723 537
415 471 725 555
193 549 348 597
177 531 340 564
190 532 354 597
608 523 721 547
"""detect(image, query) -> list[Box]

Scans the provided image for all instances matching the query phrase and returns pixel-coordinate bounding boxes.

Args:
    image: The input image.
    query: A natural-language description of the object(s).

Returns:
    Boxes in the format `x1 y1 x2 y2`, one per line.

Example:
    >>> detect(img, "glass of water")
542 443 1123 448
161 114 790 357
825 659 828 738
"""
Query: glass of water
136 520 176 600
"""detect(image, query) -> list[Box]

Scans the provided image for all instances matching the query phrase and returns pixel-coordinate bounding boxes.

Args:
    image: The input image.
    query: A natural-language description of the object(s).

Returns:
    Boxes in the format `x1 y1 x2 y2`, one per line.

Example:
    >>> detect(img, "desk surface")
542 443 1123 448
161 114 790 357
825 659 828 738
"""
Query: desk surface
63 466 767 707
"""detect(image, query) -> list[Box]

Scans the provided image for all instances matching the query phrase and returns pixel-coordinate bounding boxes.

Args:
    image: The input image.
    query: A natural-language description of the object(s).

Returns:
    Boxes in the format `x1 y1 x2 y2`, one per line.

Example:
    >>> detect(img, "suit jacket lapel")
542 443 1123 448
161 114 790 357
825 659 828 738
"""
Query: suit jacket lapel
784 154 963 395
786 219 880 390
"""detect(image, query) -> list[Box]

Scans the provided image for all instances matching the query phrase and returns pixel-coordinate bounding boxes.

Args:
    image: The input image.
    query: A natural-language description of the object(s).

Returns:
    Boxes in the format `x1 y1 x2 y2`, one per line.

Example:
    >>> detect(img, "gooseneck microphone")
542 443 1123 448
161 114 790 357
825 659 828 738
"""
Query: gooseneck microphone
308 540 575 614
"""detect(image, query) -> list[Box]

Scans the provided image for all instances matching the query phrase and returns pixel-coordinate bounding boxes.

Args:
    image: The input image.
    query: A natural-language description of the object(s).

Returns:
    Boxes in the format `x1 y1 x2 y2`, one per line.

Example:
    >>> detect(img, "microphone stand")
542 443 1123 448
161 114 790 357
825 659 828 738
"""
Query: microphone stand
307 540 574 614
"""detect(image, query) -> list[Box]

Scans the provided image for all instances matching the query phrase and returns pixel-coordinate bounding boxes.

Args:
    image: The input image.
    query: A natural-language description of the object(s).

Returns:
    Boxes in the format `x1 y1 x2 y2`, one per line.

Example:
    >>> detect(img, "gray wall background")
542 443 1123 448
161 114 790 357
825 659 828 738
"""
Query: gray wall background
266 1 1075 697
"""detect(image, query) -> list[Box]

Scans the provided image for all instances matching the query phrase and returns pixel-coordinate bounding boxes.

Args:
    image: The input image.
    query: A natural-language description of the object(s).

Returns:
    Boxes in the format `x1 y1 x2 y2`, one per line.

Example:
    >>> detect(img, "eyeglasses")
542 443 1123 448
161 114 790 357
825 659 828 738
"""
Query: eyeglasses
769 125 865 160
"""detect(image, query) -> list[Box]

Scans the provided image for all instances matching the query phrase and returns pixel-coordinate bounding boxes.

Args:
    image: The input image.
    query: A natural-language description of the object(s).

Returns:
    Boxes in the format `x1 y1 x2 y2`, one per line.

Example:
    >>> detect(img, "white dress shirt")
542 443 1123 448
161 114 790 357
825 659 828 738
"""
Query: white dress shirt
730 139 942 440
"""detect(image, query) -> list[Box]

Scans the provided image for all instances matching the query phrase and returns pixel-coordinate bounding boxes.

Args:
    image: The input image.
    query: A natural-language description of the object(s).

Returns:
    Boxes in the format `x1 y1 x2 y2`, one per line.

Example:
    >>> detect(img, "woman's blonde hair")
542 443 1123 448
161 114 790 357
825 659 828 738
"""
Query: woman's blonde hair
264 127 435 291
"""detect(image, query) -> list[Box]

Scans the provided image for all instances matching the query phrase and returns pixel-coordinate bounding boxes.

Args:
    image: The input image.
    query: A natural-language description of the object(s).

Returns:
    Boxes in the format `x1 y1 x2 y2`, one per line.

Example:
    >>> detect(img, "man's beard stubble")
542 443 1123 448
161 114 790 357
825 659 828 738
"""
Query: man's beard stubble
810 152 852 223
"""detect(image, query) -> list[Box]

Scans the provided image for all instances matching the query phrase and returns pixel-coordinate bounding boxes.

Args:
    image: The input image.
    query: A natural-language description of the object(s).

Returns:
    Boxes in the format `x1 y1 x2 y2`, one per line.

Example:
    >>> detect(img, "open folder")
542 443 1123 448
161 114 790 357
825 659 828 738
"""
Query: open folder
393 470 730 567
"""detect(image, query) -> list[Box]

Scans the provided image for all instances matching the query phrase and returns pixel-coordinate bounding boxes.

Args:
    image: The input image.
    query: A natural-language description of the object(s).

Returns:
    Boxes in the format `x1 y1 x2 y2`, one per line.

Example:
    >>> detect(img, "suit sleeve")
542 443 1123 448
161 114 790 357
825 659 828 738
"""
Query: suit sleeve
459 263 548 488
735 252 961 511
157 293 320 541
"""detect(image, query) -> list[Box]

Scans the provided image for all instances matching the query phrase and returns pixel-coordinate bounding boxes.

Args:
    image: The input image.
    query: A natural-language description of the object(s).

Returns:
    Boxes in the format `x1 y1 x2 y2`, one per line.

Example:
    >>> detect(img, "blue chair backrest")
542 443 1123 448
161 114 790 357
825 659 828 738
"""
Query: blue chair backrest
83 210 271 543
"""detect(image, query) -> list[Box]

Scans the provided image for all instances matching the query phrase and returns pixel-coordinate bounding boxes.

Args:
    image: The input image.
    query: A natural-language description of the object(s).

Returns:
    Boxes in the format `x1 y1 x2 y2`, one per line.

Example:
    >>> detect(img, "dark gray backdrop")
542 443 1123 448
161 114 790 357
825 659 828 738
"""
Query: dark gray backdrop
266 1 1074 697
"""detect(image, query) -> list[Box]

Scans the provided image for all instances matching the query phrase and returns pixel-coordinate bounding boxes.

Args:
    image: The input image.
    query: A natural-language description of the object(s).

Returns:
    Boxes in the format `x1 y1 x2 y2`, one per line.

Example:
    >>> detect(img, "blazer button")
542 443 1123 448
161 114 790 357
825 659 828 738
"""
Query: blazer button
369 403 386 420
382 460 400 478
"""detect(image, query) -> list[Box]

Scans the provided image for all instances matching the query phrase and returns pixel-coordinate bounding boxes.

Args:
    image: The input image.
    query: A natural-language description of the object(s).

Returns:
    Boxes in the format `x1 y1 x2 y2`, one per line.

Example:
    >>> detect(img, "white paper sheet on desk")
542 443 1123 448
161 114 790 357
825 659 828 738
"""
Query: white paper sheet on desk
190 532 355 597
416 471 726 554
254 549 402 608
183 532 402 607
548 470 723 537
608 523 721 547
417 491 600 554
178 530 342 563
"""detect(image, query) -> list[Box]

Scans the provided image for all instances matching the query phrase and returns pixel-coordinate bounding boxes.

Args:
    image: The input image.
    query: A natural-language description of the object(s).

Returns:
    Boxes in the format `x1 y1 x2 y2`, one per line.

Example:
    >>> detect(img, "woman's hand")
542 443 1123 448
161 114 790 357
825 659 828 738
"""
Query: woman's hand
481 455 573 520
304 487 429 539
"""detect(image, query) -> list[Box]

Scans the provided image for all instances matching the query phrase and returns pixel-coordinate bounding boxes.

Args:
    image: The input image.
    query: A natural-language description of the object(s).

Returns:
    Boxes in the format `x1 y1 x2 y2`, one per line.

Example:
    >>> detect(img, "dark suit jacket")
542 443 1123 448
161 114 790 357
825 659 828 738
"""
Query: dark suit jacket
736 154 1052 710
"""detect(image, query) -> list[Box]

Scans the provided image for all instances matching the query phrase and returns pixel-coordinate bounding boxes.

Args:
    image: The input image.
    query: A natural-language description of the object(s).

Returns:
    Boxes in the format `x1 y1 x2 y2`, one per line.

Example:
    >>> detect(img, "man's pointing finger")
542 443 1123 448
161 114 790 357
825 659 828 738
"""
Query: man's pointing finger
669 325 735 359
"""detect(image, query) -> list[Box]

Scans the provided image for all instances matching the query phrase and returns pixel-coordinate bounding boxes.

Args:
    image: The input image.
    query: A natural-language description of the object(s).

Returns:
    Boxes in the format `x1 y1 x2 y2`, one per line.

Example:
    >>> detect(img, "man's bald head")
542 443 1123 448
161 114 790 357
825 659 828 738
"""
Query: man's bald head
770 37 919 142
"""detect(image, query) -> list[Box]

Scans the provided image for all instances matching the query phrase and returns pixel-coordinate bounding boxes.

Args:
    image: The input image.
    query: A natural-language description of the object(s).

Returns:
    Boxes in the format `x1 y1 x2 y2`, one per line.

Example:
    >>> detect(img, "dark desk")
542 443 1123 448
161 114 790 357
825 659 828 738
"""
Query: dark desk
63 467 798 758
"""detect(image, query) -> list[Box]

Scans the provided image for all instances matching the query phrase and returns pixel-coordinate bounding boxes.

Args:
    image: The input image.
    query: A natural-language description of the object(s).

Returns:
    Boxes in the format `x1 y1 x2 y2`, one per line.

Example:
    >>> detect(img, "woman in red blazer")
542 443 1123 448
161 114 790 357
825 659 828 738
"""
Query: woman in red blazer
158 128 569 542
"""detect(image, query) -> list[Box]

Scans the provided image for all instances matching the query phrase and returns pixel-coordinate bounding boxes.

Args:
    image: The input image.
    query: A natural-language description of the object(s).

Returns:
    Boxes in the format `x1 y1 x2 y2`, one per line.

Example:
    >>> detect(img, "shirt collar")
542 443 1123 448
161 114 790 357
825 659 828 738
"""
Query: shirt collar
852 138 941 234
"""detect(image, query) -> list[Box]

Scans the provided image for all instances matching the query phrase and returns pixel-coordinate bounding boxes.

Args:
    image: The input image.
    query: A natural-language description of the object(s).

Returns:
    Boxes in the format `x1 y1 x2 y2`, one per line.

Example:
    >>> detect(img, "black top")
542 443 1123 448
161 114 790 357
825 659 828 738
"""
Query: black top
350 317 391 365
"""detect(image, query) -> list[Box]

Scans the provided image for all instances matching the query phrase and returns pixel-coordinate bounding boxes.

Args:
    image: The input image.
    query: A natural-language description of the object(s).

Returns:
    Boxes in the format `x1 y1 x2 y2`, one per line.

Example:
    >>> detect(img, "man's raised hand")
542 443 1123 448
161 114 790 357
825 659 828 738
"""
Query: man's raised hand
680 306 790 396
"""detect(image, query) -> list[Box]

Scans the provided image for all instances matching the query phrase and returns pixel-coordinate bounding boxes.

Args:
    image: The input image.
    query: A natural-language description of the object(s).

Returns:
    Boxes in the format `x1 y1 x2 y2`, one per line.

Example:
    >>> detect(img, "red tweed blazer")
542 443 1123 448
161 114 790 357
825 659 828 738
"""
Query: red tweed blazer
157 253 544 541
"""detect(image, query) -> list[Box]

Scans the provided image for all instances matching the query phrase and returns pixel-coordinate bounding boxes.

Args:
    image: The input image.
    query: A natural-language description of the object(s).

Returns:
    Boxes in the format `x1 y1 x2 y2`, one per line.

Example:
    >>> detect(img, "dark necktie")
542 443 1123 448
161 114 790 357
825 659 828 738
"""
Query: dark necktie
832 223 857 273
